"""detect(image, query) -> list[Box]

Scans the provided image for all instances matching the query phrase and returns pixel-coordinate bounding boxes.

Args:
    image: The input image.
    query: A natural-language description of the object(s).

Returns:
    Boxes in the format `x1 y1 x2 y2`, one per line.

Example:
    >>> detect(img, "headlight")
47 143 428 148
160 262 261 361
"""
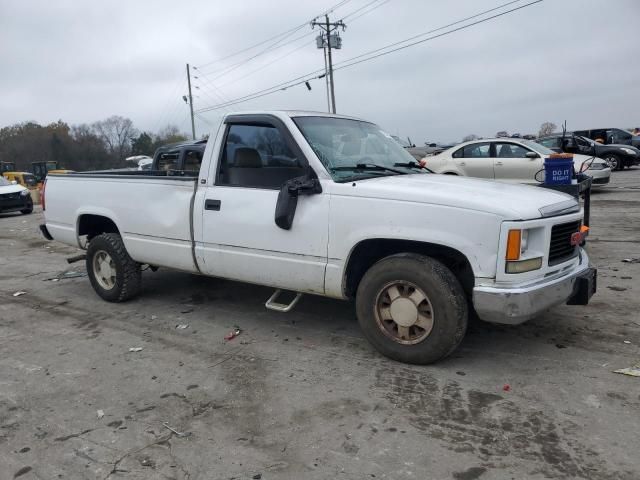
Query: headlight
20 189 30 196
585 162 606 170
505 228 542 273
621 148 636 155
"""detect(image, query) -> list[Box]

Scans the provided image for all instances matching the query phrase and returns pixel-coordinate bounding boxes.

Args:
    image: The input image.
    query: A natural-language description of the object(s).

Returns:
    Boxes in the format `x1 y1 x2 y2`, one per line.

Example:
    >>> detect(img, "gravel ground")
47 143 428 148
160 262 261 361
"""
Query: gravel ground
1 169 639 480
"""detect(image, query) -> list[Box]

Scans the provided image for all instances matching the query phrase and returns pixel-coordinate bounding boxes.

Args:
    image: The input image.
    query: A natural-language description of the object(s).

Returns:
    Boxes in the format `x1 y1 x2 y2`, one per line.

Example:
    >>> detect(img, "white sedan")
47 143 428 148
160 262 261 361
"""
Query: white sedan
424 138 611 186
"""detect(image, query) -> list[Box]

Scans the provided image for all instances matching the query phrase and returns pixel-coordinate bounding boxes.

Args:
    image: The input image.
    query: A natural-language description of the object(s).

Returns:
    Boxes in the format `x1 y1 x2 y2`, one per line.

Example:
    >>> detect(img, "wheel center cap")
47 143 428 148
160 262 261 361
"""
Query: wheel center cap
390 298 418 327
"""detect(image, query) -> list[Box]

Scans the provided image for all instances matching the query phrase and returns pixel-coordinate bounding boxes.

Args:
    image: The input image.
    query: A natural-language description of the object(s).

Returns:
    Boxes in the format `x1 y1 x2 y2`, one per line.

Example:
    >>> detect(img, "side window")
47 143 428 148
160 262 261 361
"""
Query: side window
495 143 529 158
537 137 558 149
157 152 179 171
452 147 464 159
183 149 203 172
463 143 490 158
217 124 305 189
608 129 631 144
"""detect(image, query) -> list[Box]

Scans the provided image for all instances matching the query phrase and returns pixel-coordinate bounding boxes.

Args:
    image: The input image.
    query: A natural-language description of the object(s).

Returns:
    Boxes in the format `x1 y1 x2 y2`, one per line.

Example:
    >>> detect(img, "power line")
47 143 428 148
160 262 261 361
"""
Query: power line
344 0 391 22
195 0 542 113
333 0 542 72
194 0 355 71
340 0 386 20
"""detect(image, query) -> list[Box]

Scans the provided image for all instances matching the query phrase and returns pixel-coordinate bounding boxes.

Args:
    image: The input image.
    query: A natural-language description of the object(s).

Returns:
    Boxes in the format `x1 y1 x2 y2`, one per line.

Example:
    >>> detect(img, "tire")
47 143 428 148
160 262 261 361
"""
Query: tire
21 199 33 214
355 253 468 364
86 233 141 302
604 154 621 171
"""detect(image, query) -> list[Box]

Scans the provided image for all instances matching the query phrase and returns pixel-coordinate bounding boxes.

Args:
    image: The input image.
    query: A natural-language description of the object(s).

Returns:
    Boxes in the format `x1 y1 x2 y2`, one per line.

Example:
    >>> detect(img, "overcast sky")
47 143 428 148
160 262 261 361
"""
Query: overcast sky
2 0 639 143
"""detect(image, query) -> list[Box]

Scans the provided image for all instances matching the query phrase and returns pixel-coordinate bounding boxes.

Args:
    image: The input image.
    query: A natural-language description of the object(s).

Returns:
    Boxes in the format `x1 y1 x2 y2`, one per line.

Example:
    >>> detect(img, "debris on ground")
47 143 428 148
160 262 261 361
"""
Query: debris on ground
224 326 242 341
162 422 191 437
151 315 158 320
181 308 194 314
613 365 640 377
607 286 627 292
621 258 640 263
128 347 143 352
12 291 27 297
502 384 511 392
46 271 87 281
623 340 631 344
175 324 189 330
97 410 104 419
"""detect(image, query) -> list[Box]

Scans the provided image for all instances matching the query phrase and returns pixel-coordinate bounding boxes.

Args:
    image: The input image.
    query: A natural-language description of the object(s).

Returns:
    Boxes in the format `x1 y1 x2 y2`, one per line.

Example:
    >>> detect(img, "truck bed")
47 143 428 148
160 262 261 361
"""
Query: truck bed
45 172 198 272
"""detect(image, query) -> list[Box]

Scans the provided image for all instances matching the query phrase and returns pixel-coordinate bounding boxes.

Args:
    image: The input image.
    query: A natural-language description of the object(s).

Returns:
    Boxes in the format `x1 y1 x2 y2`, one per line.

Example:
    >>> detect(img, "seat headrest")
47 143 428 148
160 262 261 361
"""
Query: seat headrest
233 147 262 168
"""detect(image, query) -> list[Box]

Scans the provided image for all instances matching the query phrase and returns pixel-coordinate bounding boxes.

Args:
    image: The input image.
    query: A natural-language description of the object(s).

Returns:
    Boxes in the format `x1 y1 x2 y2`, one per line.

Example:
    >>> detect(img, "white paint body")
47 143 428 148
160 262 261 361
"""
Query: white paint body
428 138 611 186
44 111 590 321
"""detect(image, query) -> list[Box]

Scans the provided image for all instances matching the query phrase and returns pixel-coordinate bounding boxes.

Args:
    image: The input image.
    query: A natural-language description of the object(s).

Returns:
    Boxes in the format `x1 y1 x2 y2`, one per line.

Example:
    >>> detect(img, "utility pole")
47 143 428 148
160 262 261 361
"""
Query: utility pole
186 63 196 140
312 15 345 114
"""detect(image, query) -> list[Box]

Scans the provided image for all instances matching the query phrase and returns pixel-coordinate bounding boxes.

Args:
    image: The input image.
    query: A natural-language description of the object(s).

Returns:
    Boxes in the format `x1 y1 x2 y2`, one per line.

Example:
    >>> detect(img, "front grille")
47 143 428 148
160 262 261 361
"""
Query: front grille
0 192 21 200
592 177 609 184
549 220 581 265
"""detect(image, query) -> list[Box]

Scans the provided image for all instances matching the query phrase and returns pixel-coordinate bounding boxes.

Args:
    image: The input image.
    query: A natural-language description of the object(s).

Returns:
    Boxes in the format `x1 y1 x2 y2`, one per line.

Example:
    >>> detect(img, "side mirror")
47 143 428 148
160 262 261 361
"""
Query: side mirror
525 151 539 159
275 175 322 230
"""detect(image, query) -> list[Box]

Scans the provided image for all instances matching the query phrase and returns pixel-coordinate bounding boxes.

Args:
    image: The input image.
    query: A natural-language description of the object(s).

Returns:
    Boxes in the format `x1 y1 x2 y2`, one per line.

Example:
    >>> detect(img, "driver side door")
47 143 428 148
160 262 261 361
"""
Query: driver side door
197 116 329 294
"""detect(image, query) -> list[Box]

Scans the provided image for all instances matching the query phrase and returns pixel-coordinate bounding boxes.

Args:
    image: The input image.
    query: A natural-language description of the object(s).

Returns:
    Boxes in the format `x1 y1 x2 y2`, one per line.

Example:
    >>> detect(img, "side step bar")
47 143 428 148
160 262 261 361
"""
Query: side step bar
265 289 302 313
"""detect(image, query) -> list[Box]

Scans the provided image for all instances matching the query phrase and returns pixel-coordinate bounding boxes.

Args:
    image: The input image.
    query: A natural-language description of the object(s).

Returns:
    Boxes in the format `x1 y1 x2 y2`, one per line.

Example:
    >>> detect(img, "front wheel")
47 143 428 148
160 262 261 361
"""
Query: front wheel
86 233 141 302
604 154 621 171
355 253 468 364
21 199 33 214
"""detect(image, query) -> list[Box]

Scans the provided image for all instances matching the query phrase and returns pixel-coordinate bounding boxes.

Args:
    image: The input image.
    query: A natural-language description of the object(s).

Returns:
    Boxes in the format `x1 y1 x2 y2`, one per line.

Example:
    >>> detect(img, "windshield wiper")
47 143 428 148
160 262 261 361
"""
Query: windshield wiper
393 161 425 170
330 163 407 175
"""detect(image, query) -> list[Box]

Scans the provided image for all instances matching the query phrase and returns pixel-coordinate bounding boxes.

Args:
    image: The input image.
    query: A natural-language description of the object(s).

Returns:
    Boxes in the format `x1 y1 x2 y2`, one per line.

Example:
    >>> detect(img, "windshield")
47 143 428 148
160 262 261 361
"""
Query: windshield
520 139 556 155
576 135 595 146
293 116 424 181
24 174 37 186
0 177 10 186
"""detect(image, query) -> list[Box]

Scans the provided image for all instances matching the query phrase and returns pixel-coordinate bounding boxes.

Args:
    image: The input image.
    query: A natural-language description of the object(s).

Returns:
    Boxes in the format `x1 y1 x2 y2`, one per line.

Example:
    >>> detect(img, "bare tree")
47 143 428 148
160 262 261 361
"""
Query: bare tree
462 134 479 142
92 116 138 162
538 122 557 138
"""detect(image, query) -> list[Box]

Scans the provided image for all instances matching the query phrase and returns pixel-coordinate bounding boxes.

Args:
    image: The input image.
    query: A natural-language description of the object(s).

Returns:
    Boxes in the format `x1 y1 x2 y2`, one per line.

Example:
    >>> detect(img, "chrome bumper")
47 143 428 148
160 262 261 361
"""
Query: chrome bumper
473 250 596 325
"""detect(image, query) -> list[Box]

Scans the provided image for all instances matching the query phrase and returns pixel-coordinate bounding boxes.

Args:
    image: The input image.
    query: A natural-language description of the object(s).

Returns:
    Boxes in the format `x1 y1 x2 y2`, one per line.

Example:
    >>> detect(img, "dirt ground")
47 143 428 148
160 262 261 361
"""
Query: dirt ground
1 170 639 480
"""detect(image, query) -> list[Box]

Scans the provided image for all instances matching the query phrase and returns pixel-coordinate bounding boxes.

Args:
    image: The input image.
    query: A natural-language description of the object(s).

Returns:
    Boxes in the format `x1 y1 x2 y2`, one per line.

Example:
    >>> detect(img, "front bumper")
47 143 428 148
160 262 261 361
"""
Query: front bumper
584 168 610 187
473 249 596 325
0 194 31 213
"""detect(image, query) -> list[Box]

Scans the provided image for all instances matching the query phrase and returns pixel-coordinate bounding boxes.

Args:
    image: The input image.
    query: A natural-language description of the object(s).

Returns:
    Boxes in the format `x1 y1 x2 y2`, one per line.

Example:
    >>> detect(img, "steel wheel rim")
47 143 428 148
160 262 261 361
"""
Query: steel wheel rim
374 281 435 345
93 250 116 290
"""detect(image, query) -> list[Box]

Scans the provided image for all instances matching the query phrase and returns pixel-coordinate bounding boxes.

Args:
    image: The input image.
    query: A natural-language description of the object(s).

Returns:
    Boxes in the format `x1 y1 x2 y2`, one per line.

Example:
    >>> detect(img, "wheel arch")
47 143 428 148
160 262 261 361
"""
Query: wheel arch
77 213 121 243
343 238 475 299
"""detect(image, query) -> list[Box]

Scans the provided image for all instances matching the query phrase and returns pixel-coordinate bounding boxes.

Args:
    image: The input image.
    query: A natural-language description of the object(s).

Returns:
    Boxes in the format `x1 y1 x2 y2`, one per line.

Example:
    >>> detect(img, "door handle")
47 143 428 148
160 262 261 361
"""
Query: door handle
205 199 221 211
459 161 466 166
495 161 503 166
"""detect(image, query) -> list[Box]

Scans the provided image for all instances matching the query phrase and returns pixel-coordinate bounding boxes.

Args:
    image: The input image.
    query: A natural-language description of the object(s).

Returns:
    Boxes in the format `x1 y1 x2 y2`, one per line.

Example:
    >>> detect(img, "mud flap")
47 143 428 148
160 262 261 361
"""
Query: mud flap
567 267 597 305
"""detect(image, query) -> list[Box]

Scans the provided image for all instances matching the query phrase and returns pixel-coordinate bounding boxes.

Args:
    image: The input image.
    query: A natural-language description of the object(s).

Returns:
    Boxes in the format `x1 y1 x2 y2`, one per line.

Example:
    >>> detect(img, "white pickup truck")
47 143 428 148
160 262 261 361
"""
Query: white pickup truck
41 111 596 364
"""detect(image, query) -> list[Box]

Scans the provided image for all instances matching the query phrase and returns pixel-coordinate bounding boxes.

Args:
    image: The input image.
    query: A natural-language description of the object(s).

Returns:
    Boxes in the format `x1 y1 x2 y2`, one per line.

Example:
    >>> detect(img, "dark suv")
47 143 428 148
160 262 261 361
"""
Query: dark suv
573 128 640 149
537 133 640 171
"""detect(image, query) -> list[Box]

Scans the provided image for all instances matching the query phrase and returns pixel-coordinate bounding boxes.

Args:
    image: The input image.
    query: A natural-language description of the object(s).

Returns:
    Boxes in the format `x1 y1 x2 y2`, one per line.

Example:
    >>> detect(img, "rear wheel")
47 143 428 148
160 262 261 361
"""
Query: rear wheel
86 233 141 302
355 253 468 364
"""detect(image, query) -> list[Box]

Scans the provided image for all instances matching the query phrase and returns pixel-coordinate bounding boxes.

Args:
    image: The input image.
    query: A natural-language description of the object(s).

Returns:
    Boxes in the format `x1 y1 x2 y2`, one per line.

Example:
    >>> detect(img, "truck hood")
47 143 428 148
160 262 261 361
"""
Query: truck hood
333 173 577 220
0 184 27 195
